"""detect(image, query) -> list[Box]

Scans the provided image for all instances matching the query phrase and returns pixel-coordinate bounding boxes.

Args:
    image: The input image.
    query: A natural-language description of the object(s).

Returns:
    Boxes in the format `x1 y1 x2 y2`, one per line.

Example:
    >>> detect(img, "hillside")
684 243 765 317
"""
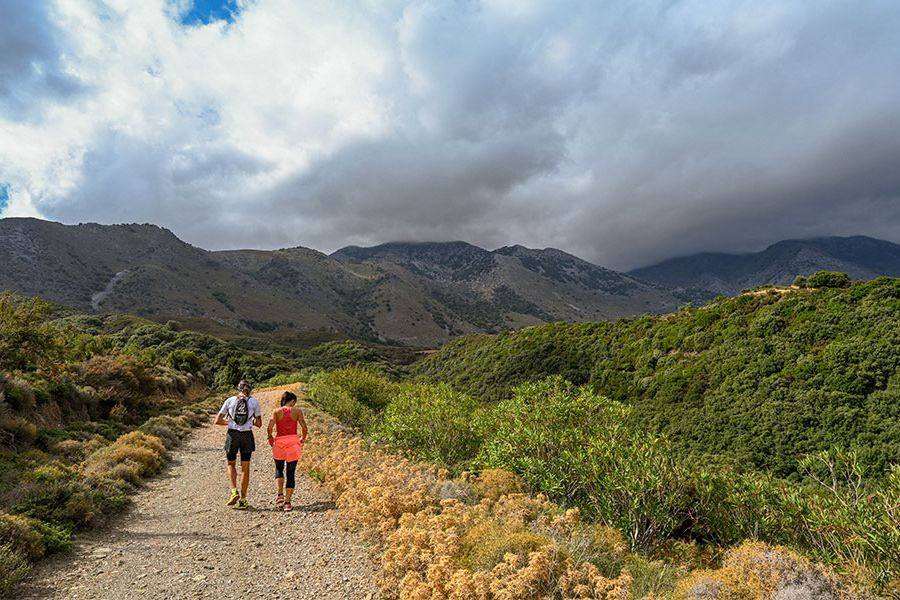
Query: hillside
411 277 900 479
0 218 692 347
630 235 900 295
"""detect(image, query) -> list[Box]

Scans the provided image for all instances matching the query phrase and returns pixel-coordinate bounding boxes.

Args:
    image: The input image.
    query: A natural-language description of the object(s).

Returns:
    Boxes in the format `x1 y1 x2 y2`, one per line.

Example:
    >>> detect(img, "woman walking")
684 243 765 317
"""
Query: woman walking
266 391 309 512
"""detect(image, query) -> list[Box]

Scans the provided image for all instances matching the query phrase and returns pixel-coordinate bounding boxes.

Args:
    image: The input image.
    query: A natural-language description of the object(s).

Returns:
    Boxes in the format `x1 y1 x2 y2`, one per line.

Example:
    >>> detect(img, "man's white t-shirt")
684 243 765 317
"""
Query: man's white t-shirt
219 395 262 431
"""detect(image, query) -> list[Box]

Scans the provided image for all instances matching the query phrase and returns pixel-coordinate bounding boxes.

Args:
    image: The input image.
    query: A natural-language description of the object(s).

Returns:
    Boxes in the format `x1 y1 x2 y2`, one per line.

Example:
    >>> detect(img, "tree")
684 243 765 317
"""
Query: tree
0 293 61 372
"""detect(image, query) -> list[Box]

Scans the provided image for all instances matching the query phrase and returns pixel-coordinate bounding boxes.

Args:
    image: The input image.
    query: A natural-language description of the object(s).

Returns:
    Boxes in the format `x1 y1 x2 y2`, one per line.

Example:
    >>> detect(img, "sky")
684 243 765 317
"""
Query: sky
1 0 899 270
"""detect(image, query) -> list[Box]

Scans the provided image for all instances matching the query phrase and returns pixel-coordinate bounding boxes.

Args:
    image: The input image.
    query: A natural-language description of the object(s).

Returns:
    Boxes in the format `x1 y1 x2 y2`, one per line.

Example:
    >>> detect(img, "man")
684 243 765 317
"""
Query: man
215 380 262 509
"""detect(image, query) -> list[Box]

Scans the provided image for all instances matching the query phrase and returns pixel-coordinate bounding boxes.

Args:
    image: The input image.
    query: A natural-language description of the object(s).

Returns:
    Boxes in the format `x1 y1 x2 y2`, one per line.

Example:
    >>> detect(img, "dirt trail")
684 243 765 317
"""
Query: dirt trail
18 388 378 600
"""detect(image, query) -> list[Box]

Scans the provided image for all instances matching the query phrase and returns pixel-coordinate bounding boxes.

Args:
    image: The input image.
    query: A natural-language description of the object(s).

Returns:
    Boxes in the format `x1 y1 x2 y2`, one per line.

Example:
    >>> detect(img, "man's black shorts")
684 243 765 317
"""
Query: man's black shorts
225 429 255 462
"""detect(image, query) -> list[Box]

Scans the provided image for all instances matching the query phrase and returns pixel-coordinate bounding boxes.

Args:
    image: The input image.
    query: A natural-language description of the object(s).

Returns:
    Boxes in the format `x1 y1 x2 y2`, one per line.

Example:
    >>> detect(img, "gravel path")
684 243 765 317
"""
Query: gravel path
18 389 379 600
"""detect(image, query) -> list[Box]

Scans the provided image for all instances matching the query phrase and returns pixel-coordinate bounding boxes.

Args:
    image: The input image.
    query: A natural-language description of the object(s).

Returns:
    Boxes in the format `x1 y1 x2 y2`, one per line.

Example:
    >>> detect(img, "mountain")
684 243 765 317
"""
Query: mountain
0 218 690 346
330 241 694 340
629 235 900 296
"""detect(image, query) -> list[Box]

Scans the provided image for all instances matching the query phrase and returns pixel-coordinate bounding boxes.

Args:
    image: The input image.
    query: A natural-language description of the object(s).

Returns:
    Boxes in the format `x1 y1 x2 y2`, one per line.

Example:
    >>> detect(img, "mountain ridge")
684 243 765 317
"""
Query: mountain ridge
629 235 900 295
0 218 689 346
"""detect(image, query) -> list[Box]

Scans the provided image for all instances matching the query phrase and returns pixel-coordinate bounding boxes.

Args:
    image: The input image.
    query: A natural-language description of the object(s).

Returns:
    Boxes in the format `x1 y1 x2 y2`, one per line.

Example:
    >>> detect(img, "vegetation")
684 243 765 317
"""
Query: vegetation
4 270 899 597
411 276 900 480
297 397 879 600
0 292 239 594
302 367 897 592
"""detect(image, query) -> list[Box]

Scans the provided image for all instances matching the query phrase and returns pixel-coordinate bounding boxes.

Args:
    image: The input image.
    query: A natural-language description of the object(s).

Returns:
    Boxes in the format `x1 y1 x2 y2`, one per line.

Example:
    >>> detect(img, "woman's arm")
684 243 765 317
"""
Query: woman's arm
295 408 309 443
266 410 278 445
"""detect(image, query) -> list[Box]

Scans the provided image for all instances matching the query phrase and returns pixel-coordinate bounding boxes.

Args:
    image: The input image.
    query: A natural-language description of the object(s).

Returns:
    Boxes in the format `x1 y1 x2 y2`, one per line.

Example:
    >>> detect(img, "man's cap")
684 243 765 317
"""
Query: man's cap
237 380 253 391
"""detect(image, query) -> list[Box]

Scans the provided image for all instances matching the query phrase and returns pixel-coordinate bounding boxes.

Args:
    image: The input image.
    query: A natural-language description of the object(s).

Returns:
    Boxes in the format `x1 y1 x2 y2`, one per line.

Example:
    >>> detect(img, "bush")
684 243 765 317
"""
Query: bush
307 368 398 430
83 431 166 488
472 469 527 501
164 349 204 373
0 293 61 372
673 541 865 600
0 543 29 597
30 520 71 554
138 415 192 449
373 383 483 468
455 520 551 570
0 416 38 449
0 512 44 561
477 378 741 554
476 377 629 504
1 377 36 412
807 271 852 288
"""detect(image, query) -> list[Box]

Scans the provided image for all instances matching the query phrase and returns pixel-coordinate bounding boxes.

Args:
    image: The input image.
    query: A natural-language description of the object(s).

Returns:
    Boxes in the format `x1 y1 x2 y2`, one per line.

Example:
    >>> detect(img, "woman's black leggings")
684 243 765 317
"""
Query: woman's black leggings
274 459 297 489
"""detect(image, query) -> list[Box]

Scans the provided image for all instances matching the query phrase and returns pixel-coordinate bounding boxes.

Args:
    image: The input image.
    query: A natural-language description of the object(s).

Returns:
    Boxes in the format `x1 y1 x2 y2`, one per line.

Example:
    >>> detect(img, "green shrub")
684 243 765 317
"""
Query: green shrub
164 349 204 373
307 378 374 430
0 293 62 372
807 270 852 288
13 474 97 530
373 383 483 468
476 377 631 504
478 378 724 554
30 520 71 554
307 368 398 430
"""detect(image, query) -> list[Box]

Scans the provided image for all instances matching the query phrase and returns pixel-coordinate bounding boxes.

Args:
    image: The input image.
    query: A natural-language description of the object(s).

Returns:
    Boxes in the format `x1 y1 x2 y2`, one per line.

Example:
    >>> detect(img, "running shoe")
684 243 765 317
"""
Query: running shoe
283 501 293 513
276 493 285 509
234 498 250 510
226 488 240 506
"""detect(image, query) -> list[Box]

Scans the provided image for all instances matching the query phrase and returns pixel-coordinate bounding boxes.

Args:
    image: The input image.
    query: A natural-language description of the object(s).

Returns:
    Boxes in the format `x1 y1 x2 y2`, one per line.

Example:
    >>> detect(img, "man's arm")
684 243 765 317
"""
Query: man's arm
214 399 229 426
253 398 263 428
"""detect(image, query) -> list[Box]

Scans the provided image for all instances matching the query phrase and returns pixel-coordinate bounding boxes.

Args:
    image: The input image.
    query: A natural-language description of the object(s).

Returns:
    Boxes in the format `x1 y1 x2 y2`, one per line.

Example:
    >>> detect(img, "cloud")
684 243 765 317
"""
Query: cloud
1 0 899 269
0 0 85 119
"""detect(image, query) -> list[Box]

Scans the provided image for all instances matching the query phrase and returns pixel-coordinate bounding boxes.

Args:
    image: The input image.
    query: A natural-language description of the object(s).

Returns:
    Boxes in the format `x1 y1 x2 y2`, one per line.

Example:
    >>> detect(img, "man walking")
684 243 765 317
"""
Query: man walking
215 380 262 509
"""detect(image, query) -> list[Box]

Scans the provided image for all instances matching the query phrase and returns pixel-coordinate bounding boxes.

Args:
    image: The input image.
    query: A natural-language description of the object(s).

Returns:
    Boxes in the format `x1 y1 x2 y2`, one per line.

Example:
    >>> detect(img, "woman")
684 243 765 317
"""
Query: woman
266 391 309 512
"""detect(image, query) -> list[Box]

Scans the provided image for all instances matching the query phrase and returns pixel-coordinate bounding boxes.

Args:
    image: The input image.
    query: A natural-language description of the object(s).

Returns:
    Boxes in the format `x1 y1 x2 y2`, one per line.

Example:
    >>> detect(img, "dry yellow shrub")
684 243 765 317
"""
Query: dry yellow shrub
82 430 166 484
0 513 44 561
456 520 551 570
673 541 872 600
297 402 633 600
117 431 166 455
473 469 528 501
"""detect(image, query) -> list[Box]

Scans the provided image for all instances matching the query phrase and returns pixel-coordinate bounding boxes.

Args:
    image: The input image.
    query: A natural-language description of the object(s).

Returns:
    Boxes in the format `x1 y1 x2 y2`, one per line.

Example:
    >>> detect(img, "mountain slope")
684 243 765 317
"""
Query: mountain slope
331 241 695 337
1 218 690 346
629 235 900 295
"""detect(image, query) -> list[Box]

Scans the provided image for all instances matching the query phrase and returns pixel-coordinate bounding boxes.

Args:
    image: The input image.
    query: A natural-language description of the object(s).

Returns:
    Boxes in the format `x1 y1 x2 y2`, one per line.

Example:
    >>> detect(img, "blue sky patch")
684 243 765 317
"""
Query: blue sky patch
0 183 10 214
177 0 240 26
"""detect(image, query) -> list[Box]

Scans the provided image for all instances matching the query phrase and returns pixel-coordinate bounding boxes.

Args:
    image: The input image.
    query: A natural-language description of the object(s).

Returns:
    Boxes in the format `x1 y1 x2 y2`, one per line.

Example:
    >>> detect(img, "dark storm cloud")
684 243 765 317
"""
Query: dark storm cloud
6 1 900 269
0 0 84 118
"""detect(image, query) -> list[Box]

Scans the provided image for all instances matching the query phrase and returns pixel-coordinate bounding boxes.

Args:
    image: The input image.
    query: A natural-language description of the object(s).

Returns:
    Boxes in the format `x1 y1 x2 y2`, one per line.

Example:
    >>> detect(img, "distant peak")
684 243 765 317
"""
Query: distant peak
332 240 487 261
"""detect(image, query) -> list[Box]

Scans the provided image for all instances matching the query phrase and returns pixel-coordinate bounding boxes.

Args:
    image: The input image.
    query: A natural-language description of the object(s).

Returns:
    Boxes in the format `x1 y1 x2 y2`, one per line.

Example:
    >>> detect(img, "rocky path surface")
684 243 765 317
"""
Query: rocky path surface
18 388 378 600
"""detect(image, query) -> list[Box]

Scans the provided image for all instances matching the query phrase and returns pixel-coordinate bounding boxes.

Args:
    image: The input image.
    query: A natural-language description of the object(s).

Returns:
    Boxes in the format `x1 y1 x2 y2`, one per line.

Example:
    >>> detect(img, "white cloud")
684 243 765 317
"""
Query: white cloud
1 0 899 268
